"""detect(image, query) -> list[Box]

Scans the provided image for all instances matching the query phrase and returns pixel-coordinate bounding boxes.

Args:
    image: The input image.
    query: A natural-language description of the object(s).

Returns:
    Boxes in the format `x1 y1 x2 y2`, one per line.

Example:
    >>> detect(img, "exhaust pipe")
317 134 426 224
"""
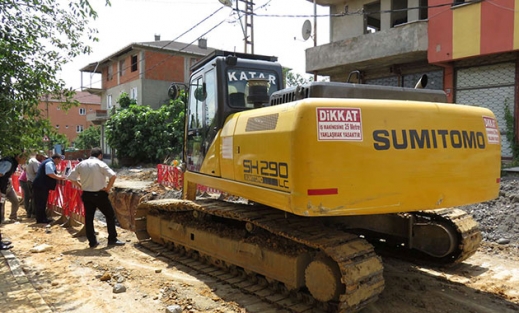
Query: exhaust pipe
415 74 428 89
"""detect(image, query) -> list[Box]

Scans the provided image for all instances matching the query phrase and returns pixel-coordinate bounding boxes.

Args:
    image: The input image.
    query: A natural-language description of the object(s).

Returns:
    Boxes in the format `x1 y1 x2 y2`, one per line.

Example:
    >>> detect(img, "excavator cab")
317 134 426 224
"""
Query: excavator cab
184 50 284 173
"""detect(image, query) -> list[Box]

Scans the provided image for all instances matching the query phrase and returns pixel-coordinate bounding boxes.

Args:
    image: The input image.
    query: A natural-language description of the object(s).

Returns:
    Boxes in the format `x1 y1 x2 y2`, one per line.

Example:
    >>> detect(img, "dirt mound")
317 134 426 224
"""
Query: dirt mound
115 167 157 182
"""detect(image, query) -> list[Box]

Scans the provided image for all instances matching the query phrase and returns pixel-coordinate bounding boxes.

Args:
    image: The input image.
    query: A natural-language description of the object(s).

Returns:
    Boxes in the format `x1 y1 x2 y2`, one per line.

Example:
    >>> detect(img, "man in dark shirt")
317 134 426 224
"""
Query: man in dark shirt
32 154 65 224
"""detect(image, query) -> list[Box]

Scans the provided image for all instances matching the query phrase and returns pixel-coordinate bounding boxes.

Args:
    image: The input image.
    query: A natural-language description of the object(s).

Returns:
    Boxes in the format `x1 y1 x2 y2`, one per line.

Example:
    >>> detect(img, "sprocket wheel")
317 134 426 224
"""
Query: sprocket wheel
304 255 344 302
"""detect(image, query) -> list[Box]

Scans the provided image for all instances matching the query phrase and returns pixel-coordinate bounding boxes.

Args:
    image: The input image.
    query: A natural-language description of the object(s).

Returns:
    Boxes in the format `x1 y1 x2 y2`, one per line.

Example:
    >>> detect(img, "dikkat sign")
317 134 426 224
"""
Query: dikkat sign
316 107 363 141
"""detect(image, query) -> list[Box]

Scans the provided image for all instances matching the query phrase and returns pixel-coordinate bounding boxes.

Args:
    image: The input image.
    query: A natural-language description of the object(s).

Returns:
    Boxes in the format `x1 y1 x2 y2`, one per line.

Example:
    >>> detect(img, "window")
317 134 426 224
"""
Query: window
391 0 407 27
107 95 113 109
130 87 138 100
107 65 113 81
76 125 84 133
66 125 69 129
364 1 381 34
205 68 216 127
119 59 125 77
226 68 280 108
56 124 59 129
188 76 204 131
131 54 138 72
79 108 86 115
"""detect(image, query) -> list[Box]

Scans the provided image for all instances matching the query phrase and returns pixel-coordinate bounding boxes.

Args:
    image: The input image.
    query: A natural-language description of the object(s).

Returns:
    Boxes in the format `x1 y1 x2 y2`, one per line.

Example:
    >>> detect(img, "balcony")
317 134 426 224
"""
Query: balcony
306 20 429 79
87 110 109 125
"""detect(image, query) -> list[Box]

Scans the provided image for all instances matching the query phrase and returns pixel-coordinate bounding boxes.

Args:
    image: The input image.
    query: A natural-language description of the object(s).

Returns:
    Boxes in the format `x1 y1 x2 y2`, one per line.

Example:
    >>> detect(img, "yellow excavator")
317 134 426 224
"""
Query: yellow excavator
132 51 501 312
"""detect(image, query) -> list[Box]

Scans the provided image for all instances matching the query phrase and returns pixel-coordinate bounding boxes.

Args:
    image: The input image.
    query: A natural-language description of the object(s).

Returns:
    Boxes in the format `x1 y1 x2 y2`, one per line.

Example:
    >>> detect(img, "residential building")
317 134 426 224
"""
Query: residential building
39 91 101 145
306 0 519 157
80 37 214 156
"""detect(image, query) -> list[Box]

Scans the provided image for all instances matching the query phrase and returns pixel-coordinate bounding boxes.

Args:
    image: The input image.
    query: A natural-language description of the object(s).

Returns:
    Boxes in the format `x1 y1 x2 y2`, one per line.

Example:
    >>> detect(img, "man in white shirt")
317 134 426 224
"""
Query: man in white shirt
67 147 125 248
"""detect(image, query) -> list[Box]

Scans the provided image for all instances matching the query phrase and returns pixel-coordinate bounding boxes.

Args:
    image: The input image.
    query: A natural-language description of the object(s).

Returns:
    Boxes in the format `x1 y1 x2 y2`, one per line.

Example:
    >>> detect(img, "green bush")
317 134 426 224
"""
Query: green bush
75 126 100 149
106 95 185 164
504 98 519 165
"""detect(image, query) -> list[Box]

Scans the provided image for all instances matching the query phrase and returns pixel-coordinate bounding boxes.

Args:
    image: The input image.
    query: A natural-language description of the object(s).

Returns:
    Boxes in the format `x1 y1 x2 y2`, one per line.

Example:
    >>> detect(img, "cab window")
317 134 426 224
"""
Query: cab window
226 69 279 108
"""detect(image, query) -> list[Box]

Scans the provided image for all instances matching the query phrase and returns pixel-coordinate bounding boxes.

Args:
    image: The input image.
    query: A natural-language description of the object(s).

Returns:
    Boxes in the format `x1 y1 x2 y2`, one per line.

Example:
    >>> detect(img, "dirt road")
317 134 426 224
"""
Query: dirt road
1 170 518 312
2 210 518 313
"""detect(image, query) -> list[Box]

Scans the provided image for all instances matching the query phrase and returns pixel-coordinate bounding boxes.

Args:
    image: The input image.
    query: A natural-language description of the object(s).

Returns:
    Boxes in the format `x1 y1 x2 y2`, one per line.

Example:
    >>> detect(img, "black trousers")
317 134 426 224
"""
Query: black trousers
33 186 50 223
81 191 117 246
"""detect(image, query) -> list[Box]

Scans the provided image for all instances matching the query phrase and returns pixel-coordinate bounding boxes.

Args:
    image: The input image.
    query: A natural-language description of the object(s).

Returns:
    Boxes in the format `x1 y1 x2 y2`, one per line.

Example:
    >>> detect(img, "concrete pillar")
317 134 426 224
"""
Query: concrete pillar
408 0 420 22
381 0 392 31
443 63 454 103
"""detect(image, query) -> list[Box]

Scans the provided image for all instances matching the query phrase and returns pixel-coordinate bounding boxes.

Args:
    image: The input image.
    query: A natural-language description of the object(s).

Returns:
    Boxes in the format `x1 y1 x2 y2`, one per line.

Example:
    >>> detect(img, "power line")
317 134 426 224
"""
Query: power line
75 5 234 93
73 0 500 99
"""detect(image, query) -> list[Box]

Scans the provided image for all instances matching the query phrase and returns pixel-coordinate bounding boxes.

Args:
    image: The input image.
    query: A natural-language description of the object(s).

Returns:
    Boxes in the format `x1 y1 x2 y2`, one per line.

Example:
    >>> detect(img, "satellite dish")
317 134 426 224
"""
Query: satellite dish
219 0 232 7
302 20 312 41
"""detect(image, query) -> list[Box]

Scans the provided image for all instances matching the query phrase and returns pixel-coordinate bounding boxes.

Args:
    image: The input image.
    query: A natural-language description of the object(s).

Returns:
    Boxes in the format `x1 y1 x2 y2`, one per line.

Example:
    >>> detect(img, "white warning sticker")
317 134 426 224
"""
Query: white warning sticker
483 116 500 145
316 108 363 141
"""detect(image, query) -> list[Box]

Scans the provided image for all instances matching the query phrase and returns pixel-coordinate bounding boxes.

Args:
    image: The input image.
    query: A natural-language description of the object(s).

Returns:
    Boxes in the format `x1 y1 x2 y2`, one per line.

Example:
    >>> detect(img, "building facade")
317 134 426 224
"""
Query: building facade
306 0 519 157
39 91 101 144
80 38 214 156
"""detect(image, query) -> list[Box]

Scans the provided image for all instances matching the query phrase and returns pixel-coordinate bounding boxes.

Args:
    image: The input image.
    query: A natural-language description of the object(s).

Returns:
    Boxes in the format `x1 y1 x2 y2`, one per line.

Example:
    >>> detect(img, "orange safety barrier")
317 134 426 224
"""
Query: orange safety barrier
10 160 85 233
156 164 221 194
47 160 83 222
47 180 84 220
157 164 183 189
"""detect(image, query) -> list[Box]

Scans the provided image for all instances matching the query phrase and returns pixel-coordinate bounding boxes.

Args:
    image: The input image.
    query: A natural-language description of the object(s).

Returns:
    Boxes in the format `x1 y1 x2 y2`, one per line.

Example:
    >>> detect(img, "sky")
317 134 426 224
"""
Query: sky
59 0 330 90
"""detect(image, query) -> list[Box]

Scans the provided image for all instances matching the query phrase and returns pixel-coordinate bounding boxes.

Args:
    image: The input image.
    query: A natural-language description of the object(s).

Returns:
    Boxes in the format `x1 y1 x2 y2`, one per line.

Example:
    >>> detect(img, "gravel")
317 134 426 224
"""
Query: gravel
458 176 519 246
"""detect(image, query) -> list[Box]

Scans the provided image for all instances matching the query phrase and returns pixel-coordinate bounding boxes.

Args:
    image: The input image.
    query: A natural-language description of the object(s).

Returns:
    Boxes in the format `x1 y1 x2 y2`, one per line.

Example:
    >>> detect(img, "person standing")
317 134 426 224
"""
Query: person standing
21 151 46 218
1 183 20 223
32 153 65 224
0 152 27 249
67 147 125 248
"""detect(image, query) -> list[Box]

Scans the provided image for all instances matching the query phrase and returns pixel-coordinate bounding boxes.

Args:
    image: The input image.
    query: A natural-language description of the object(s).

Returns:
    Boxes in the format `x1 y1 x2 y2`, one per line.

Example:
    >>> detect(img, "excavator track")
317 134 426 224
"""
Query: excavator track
138 198 385 313
138 240 312 313
413 208 482 264
352 208 482 266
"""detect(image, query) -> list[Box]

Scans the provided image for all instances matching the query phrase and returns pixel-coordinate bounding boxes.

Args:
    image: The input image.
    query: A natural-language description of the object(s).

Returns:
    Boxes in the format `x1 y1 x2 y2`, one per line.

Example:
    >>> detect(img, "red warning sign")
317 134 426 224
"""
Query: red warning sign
316 108 363 141
483 116 499 144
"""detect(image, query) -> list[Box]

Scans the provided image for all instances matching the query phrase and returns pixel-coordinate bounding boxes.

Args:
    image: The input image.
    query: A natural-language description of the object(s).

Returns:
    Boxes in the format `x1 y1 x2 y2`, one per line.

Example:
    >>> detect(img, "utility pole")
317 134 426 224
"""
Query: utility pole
313 0 317 81
237 0 254 54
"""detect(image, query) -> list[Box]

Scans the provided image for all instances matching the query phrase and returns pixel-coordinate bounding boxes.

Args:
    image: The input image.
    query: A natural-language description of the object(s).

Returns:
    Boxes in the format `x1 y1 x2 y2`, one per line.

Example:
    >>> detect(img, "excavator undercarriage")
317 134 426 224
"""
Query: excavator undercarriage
132 196 482 312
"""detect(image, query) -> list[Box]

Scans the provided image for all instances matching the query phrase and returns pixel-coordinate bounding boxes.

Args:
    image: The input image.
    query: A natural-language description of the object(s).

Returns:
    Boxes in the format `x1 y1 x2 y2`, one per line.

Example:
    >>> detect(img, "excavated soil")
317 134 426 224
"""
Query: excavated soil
0 167 518 313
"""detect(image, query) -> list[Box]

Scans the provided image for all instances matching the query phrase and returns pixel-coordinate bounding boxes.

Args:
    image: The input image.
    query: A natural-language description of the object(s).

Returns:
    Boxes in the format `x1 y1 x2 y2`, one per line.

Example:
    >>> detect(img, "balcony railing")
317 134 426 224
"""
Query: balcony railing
87 110 109 125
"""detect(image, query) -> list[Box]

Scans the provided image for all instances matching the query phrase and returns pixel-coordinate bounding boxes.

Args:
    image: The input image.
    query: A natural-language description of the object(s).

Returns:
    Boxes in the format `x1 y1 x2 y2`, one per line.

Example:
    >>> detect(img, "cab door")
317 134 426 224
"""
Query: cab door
185 68 217 174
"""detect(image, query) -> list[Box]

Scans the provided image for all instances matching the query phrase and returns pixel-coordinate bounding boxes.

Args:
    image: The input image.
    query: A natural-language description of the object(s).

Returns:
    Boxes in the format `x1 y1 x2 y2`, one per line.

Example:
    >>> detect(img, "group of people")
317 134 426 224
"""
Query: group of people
0 147 125 250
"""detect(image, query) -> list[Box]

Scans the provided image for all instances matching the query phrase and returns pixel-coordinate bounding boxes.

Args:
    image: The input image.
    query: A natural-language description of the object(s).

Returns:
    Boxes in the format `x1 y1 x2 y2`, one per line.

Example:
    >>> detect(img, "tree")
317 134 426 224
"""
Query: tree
117 92 137 108
284 69 314 88
0 0 109 156
106 94 185 165
48 132 69 152
74 126 101 150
